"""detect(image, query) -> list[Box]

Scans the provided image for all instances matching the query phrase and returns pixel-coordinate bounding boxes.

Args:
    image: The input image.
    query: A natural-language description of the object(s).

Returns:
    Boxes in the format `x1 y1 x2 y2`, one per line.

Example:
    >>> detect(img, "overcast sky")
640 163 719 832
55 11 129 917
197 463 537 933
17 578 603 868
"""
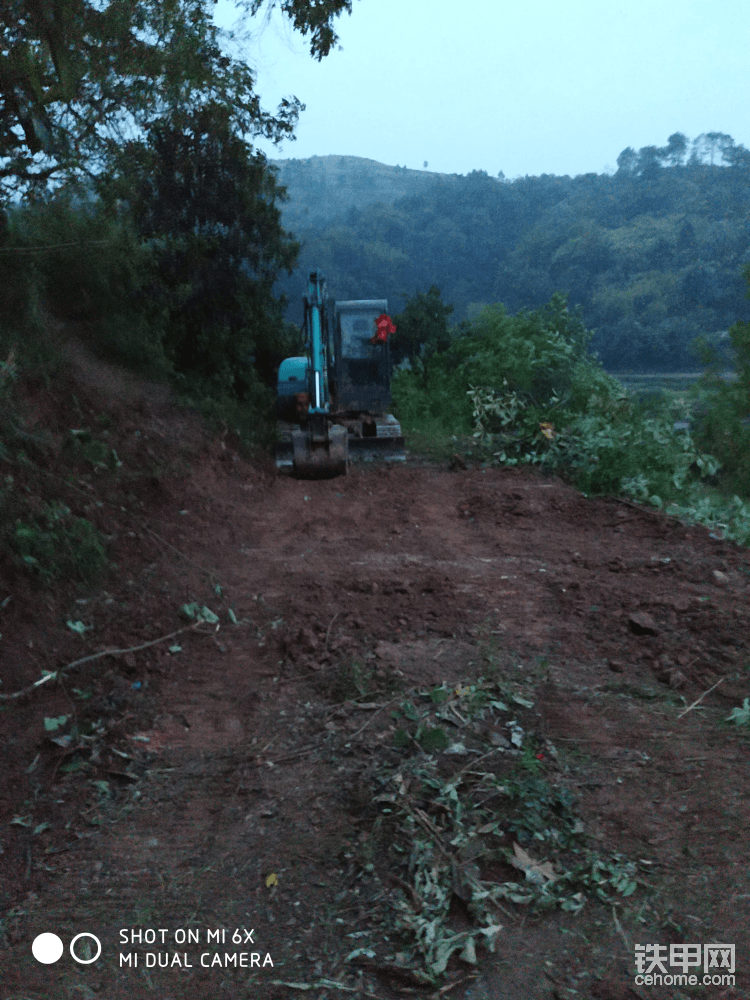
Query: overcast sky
213 0 749 179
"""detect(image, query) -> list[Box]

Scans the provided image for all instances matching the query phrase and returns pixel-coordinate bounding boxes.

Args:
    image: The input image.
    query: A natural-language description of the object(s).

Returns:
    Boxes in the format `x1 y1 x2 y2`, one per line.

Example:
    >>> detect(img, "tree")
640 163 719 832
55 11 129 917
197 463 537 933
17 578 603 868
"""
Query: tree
103 99 299 396
391 286 454 365
242 1 353 61
616 147 639 174
0 0 354 201
660 132 688 167
637 145 663 180
698 132 736 166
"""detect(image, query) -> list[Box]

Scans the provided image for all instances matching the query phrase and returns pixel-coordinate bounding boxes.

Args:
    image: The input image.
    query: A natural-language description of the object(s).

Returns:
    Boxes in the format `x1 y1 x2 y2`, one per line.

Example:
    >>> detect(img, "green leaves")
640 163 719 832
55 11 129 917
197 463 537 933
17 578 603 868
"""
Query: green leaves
10 502 109 585
391 286 454 366
428 684 449 705
417 727 449 753
0 0 322 200
726 698 750 726
44 715 69 732
66 620 90 635
104 99 300 400
248 0 354 62
400 699 420 722
180 602 218 624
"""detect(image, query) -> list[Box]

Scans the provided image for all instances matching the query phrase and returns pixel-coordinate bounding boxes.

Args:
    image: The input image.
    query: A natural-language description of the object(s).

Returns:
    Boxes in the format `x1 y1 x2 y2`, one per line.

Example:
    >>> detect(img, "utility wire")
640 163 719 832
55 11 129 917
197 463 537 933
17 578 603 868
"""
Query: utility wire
0 239 115 253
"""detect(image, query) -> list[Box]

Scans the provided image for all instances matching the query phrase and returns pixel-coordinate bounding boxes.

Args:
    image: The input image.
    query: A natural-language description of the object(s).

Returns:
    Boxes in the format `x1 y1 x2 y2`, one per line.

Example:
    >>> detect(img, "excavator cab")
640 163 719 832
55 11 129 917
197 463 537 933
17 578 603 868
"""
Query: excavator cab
332 300 392 412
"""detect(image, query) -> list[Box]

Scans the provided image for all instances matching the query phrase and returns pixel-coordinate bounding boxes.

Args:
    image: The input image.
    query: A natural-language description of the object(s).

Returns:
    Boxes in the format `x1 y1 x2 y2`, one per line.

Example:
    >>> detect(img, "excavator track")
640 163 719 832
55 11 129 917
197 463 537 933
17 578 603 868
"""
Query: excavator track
276 415 405 476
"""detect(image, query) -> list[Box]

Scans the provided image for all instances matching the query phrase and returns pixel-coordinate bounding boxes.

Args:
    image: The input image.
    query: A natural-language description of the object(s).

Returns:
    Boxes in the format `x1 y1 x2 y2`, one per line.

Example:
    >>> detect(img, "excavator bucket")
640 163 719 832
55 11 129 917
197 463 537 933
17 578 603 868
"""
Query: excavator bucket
290 422 348 478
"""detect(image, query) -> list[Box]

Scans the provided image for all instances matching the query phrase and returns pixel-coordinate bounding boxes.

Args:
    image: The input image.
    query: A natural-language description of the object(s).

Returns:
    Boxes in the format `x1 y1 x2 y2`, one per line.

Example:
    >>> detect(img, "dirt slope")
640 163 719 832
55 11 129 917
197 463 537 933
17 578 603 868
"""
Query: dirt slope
1 348 749 1000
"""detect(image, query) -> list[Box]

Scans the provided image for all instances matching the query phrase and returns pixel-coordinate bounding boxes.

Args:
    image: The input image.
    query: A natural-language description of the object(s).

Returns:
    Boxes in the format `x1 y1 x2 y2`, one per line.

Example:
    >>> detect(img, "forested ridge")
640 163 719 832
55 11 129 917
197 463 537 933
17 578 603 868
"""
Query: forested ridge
271 133 750 372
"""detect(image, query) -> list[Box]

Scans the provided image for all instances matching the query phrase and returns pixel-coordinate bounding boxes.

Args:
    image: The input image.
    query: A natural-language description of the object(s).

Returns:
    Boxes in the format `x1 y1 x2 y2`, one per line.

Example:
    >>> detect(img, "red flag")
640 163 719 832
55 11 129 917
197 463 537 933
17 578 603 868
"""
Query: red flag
370 313 396 344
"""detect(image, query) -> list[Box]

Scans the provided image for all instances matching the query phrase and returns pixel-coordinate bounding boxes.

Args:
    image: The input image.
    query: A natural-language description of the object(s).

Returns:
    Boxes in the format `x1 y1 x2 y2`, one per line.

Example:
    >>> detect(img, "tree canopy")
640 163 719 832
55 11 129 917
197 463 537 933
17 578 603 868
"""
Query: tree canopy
0 0 354 201
0 0 356 412
391 285 454 365
101 98 300 395
272 134 750 373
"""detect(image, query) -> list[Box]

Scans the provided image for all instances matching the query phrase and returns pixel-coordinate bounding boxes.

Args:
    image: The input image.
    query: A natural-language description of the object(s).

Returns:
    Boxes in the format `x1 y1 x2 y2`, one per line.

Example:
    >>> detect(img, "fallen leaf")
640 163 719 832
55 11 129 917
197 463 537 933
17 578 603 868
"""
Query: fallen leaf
44 715 69 732
66 620 91 634
727 698 750 726
511 693 534 709
511 843 557 884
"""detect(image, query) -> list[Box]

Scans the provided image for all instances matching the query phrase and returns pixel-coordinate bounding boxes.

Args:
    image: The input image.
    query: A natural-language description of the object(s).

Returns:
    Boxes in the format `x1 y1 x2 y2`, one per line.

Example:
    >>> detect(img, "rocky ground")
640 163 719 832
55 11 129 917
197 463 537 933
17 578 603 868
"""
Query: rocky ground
1 344 748 1000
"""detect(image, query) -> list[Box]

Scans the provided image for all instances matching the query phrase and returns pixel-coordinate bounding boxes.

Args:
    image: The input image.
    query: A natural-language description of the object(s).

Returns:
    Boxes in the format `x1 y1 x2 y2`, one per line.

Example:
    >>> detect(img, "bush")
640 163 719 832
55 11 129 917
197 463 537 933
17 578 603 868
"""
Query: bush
393 293 620 441
1 190 170 380
390 285 454 365
690 265 750 496
392 288 726 510
8 500 110 585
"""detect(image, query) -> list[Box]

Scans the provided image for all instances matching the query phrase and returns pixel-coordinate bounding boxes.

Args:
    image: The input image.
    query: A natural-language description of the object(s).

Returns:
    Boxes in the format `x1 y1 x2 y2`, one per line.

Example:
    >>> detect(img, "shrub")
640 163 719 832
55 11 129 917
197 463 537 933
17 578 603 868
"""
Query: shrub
9 501 109 585
393 288 727 510
393 293 624 445
690 266 750 496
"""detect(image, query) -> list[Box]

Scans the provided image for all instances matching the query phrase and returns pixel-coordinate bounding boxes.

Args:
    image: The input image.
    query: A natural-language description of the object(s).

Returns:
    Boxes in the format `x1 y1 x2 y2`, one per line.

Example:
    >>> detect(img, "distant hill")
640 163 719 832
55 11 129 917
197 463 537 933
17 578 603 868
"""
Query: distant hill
268 138 750 372
268 155 461 230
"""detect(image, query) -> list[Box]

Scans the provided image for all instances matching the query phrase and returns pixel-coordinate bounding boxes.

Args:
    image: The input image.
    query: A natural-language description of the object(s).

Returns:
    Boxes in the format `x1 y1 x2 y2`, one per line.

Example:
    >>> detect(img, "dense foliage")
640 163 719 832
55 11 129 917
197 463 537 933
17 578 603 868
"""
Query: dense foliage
0 0 355 414
391 289 732 514
3 1 750 569
392 293 621 441
0 0 354 586
0 0 354 201
100 100 301 400
390 284 454 365
690 262 750 496
274 134 750 372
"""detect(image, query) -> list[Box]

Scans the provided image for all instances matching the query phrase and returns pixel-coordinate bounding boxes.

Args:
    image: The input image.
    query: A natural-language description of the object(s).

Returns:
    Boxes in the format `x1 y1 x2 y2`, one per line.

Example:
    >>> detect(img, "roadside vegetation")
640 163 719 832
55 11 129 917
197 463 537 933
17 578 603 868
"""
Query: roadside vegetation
391 271 750 547
3 4 750 586
3 6 748 996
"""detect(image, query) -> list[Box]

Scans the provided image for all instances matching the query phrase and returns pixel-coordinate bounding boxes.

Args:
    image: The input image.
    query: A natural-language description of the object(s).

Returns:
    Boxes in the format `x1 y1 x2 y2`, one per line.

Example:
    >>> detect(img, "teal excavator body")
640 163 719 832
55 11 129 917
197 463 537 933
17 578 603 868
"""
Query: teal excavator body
276 271 405 477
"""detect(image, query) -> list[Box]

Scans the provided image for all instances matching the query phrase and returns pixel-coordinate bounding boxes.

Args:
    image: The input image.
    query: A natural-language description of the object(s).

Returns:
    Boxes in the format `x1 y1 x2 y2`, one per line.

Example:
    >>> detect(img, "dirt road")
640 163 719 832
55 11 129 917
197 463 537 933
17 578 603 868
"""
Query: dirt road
1 370 749 999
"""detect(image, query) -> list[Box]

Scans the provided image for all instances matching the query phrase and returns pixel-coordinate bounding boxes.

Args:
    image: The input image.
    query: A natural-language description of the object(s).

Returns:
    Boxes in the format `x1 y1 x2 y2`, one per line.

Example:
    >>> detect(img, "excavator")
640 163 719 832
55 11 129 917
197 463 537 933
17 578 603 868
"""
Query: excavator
275 270 405 477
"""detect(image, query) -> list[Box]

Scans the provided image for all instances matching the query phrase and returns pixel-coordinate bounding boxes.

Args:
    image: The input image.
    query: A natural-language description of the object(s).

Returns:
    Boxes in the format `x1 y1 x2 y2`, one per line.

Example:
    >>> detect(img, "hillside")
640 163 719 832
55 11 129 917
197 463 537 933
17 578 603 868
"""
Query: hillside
268 154 454 230
269 138 750 372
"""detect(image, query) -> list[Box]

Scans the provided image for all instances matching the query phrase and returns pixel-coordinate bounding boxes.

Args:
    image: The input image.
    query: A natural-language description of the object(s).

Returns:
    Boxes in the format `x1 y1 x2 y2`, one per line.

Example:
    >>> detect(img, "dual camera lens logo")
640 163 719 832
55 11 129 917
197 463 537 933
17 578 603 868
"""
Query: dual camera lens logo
32 932 102 965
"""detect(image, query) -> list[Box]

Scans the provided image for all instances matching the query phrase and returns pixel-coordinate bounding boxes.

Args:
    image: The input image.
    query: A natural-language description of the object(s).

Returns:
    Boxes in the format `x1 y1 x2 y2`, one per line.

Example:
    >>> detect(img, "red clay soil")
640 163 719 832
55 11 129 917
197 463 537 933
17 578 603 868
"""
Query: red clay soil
1 345 749 1000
